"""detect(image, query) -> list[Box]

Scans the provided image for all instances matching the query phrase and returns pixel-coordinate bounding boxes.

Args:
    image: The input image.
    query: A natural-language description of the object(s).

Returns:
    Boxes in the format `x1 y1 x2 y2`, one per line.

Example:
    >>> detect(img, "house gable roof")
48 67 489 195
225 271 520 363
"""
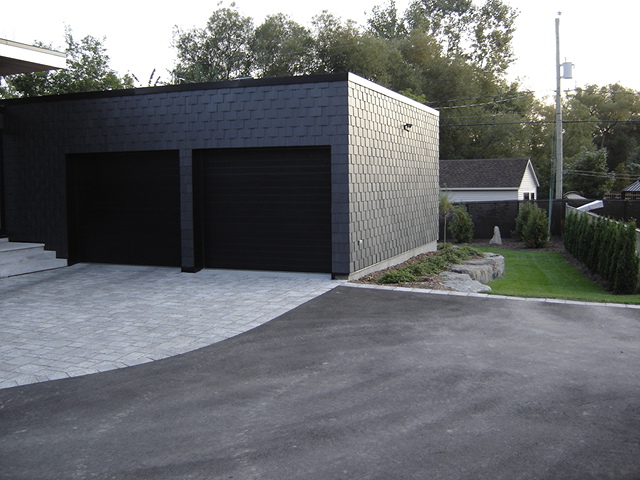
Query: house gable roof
440 158 538 189
622 179 640 192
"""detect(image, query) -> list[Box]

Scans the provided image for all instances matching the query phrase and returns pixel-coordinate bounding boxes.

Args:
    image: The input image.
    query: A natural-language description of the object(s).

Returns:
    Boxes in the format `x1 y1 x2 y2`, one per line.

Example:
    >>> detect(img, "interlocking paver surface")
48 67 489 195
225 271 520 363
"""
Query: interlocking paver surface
0 264 341 389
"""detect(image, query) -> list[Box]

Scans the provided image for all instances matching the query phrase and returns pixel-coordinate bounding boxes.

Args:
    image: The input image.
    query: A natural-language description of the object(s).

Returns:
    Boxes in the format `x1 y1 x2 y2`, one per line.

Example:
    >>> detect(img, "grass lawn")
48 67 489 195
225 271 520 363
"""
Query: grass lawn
477 247 640 305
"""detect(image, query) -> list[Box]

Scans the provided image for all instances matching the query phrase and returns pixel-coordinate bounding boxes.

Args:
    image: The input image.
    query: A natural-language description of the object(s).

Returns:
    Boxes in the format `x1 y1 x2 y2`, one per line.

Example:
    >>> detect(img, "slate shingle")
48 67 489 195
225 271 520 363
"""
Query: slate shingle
440 158 532 189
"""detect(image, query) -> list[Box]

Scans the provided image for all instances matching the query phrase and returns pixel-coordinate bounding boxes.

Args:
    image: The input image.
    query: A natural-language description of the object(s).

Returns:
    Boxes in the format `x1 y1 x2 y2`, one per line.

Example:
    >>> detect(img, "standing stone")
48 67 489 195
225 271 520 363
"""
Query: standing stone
489 226 502 245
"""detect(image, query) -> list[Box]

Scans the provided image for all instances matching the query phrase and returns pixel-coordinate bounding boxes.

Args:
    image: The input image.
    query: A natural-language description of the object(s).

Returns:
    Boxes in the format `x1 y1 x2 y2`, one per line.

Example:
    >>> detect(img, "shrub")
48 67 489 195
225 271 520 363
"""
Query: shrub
514 202 535 241
437 243 483 263
613 221 640 294
378 268 418 284
412 256 448 275
439 192 455 244
596 219 615 278
375 245 484 285
586 217 604 271
565 210 639 294
521 204 549 248
448 205 474 243
563 210 574 251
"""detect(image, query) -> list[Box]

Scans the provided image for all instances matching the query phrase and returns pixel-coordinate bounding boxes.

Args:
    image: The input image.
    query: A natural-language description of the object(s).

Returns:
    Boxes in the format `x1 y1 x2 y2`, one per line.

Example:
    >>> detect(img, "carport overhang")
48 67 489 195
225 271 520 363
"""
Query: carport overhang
0 38 66 76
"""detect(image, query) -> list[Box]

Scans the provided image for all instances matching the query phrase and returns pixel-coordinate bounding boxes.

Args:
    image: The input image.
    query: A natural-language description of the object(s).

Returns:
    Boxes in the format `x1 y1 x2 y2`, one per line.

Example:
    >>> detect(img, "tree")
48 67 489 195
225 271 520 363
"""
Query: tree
172 4 254 83
250 14 315 77
1 28 134 98
567 84 640 172
366 0 528 161
404 0 517 75
309 12 403 86
564 147 614 198
367 1 409 39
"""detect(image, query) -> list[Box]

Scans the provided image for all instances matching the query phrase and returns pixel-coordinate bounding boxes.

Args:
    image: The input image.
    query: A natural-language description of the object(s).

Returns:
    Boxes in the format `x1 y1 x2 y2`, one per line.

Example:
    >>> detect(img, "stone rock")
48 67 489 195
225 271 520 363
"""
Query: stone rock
451 253 505 283
440 252 505 292
439 271 492 293
490 226 502 245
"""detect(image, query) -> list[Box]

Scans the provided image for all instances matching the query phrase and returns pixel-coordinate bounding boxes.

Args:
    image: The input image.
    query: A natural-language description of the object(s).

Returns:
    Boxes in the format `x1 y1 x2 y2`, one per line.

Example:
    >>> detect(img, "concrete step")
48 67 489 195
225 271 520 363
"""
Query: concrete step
0 241 67 278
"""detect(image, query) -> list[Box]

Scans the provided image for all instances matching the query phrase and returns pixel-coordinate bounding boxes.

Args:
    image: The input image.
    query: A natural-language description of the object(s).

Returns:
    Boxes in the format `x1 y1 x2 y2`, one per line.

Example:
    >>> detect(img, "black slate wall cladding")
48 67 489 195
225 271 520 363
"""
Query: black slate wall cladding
1 73 439 276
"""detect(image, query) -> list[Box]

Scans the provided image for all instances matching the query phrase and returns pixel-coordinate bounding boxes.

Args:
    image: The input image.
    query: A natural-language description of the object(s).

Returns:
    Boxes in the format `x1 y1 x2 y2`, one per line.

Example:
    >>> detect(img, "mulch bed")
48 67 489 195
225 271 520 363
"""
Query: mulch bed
352 251 452 290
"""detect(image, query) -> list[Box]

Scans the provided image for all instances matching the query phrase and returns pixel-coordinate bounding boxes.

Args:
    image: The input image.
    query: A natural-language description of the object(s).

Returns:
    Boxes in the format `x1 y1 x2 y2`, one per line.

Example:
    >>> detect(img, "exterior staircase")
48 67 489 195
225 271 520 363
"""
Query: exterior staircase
0 238 67 278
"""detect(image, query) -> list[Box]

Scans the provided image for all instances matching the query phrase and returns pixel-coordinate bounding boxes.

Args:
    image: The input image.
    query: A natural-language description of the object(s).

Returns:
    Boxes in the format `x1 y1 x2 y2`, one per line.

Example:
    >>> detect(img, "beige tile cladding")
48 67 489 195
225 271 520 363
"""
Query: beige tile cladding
347 80 439 273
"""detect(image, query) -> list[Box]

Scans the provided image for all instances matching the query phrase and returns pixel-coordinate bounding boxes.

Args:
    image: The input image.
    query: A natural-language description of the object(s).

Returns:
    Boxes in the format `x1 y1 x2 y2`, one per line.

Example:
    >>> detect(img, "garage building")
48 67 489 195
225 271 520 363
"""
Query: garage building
0 73 439 279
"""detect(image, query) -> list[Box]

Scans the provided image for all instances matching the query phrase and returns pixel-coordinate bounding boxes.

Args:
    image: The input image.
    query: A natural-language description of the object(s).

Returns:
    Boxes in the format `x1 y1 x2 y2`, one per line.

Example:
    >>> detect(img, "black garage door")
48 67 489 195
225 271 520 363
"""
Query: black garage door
67 151 181 267
197 147 331 273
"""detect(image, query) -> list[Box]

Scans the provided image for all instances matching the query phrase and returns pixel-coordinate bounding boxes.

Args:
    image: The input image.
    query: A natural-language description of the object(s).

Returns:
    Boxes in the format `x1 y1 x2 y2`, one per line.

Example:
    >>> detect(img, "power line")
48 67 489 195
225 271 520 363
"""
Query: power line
433 93 534 110
441 119 640 127
565 169 638 181
427 90 535 106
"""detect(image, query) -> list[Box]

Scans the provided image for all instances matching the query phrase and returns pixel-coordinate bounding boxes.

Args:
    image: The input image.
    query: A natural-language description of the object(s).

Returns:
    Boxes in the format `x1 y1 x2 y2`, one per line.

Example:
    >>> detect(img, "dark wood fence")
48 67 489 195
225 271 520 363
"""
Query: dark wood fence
439 199 640 240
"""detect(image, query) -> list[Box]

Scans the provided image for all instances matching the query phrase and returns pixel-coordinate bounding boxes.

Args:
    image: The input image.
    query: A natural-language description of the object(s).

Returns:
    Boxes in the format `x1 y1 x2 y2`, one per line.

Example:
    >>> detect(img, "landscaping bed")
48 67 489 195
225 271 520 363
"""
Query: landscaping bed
353 243 489 291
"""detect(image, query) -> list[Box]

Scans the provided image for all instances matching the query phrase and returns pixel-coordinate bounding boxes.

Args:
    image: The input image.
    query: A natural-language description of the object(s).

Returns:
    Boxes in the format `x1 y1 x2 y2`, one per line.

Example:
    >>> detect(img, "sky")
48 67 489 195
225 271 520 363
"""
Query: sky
2 0 638 100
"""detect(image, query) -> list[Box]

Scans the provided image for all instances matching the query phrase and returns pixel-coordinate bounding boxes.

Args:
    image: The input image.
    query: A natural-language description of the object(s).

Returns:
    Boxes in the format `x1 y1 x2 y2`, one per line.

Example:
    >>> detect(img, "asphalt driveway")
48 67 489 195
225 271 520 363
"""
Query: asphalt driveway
1 286 639 479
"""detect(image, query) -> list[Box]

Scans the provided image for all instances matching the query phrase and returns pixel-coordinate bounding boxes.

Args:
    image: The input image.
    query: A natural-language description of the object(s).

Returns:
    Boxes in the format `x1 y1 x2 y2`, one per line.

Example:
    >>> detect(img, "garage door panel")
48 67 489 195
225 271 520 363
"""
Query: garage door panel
68 151 181 267
199 147 331 273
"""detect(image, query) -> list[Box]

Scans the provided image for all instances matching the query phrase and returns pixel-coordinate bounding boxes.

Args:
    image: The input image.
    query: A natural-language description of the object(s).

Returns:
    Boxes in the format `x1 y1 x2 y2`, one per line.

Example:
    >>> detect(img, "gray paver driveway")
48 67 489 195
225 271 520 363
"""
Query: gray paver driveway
0 264 342 389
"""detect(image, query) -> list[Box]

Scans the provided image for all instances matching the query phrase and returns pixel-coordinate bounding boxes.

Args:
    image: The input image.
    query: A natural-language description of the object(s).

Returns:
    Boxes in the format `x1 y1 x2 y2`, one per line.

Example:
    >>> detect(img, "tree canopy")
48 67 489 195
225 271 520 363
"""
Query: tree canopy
4 2 640 198
170 1 533 171
172 6 254 83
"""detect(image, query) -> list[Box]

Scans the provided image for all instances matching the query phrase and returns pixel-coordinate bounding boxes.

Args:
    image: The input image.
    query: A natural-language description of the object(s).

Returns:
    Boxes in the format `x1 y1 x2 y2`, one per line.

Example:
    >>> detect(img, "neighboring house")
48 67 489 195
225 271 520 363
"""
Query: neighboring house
0 72 440 279
0 38 65 76
440 158 539 202
564 191 588 201
0 38 66 239
622 179 640 200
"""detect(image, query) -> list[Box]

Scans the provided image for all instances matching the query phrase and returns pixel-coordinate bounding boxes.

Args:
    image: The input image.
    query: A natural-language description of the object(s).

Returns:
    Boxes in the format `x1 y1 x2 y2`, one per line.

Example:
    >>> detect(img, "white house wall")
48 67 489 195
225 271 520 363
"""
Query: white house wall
518 165 539 200
444 190 517 203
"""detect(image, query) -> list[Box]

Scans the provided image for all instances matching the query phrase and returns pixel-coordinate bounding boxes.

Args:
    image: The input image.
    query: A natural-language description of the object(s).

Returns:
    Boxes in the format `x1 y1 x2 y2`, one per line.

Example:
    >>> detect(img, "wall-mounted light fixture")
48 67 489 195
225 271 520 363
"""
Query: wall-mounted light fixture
403 123 413 131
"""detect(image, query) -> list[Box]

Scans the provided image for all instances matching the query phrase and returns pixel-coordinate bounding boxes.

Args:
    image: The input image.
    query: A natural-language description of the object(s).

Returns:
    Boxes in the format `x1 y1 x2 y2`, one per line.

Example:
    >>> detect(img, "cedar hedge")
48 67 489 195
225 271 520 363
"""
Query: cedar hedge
564 210 639 294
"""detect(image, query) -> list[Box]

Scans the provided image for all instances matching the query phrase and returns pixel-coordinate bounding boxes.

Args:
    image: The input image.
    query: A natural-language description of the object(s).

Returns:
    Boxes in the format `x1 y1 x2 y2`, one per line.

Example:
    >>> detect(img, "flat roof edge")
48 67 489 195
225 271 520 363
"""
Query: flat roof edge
348 73 439 116
0 73 351 105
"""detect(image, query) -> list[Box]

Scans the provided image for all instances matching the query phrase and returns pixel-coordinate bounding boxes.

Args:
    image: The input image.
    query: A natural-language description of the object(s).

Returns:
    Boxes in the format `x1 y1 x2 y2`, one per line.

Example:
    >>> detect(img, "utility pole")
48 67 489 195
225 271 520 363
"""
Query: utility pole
555 15 563 199
549 14 573 235
554 14 573 200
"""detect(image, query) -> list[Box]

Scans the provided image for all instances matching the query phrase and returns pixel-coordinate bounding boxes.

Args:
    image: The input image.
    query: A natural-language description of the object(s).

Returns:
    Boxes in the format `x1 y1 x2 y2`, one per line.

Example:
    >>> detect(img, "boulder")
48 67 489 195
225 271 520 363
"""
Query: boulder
439 271 492 293
449 253 505 283
490 226 502 245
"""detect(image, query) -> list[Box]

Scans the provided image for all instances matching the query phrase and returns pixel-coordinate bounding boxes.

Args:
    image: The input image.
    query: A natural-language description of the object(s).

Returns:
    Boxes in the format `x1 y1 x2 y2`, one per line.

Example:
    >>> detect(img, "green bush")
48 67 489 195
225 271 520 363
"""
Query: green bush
613 221 640 294
521 204 549 248
448 205 474 243
586 217 604 271
412 256 448 275
375 244 484 285
437 242 482 263
378 268 418 284
565 210 639 294
563 210 575 252
514 202 534 241
596 219 615 278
